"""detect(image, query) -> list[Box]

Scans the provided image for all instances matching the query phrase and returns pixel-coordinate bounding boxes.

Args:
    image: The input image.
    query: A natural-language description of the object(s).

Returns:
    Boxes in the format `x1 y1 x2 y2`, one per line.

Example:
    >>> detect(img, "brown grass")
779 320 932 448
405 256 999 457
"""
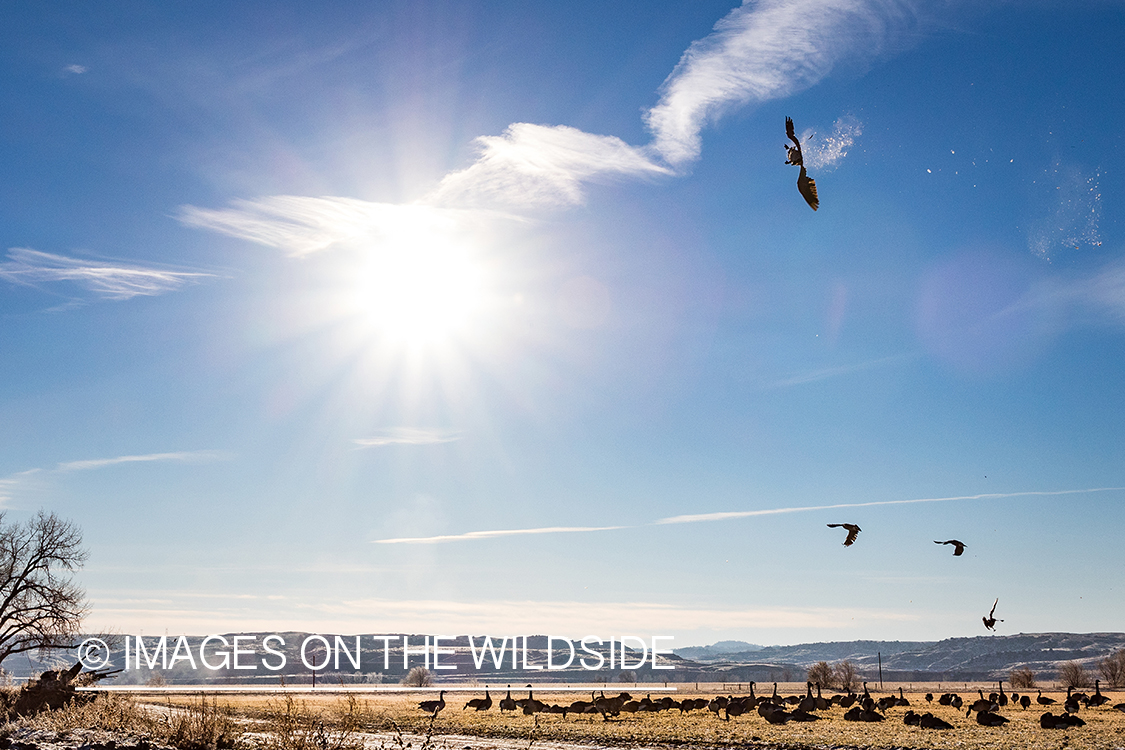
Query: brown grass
142 683 1125 750
17 683 1125 750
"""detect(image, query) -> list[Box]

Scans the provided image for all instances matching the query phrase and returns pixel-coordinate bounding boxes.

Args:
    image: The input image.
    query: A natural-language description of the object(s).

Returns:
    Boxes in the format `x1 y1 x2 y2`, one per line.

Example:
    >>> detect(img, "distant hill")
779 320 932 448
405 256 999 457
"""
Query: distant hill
673 632 1125 682
674 640 763 660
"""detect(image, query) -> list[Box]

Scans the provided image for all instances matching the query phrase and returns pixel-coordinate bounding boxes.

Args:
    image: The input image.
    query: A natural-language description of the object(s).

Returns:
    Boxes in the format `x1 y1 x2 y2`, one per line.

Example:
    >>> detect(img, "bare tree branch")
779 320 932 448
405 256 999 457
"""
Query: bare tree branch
0 511 89 665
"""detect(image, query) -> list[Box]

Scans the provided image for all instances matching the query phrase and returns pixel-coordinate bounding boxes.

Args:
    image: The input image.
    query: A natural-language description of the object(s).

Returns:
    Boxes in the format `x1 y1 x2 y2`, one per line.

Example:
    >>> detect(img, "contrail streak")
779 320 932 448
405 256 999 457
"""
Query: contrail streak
371 487 1124 544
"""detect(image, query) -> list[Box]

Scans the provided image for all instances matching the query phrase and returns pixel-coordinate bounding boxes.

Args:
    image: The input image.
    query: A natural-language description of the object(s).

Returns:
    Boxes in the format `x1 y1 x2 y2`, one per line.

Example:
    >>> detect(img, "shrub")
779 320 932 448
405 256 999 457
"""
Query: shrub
835 660 859 693
617 670 637 683
1097 649 1125 687
401 666 433 687
1009 667 1036 689
807 661 835 689
1058 661 1091 688
255 694 364 750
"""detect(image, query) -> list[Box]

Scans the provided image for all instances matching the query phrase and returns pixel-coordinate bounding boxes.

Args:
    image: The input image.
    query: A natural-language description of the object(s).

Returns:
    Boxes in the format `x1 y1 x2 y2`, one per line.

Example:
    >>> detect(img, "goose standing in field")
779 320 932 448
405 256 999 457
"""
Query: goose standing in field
464 687 492 711
418 690 446 717
934 539 966 556
983 598 1004 631
499 685 517 712
785 117 819 211
1036 689 1056 706
827 523 861 546
1089 679 1110 706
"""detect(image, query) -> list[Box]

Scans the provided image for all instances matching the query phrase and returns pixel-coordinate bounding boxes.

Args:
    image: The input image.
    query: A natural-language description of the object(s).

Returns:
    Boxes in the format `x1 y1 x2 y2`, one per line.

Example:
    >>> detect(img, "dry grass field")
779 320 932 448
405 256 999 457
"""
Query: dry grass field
133 682 1125 750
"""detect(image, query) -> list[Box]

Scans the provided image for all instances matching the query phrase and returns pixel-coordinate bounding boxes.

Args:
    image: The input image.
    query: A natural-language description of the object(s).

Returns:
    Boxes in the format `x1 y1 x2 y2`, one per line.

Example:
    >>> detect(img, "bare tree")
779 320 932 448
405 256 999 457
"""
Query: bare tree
0 511 88 665
1097 649 1125 688
834 660 859 693
807 661 835 689
1057 661 1091 688
1009 667 1036 689
401 666 433 686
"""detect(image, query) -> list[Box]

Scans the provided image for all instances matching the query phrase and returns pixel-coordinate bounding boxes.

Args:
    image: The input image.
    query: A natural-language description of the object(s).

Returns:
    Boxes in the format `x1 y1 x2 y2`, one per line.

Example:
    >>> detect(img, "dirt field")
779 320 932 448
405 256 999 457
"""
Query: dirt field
138 682 1125 750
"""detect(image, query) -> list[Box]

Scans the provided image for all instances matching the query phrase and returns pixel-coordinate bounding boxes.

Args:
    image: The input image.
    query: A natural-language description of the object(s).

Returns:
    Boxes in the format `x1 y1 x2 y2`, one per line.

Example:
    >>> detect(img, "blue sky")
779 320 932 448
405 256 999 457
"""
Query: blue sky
1 0 1123 648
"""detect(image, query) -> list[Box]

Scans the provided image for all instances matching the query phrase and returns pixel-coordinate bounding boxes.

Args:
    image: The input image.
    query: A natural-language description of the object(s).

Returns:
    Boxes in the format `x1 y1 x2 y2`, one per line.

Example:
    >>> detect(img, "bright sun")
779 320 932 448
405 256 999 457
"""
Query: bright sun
346 228 487 346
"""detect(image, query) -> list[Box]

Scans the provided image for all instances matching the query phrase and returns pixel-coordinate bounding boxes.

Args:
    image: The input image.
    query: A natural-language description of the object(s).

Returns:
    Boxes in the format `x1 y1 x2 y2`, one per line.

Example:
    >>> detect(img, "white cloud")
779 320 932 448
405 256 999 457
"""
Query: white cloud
368 487 1123 544
63 64 88 75
646 0 911 166
87 595 916 635
653 487 1125 525
427 123 671 209
373 524 630 545
765 353 912 389
353 428 463 448
0 248 212 300
56 450 233 472
182 2 907 248
178 196 519 257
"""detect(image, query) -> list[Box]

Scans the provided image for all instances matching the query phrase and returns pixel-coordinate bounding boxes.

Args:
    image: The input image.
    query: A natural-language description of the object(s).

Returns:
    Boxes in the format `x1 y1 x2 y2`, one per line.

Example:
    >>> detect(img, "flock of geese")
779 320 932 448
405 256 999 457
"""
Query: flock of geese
824 522 1004 630
419 680 1125 731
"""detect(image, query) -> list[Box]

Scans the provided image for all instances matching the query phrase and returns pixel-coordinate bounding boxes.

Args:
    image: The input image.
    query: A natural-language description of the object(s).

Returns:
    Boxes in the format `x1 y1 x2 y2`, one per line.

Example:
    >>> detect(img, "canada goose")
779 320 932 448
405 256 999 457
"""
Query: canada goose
1043 711 1085 728
975 709 1008 726
1113 702 1125 713
798 682 816 713
521 688 545 715
897 687 910 707
1020 694 1031 709
968 691 995 714
951 695 963 709
983 598 1004 631
919 712 954 729
418 690 446 717
997 681 1008 706
464 687 492 711
1089 679 1110 706
1037 690 1056 706
784 118 819 211
815 683 829 711
725 697 747 719
827 523 860 546
924 693 933 703
903 710 920 725
565 693 595 718
934 539 966 556
499 685 517 712
1063 686 1081 715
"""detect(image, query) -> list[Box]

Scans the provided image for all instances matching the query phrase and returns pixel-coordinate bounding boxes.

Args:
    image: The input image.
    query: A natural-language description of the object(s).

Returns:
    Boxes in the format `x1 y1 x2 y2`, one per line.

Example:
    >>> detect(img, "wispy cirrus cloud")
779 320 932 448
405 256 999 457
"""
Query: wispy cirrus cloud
371 487 1124 544
374 524 628 545
182 2 902 248
56 450 234 472
427 123 671 209
178 197 519 257
0 248 213 300
353 428 464 448
86 593 916 635
765 353 914 389
645 0 910 166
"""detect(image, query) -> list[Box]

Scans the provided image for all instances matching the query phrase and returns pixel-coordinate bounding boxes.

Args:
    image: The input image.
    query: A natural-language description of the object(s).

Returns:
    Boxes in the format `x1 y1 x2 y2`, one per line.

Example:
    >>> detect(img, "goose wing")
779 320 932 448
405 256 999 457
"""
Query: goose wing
797 168 819 211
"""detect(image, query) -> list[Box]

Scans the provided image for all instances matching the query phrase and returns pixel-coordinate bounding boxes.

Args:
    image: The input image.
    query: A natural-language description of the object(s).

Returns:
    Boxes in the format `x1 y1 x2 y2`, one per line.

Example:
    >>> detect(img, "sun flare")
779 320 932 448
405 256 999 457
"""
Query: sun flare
346 227 487 346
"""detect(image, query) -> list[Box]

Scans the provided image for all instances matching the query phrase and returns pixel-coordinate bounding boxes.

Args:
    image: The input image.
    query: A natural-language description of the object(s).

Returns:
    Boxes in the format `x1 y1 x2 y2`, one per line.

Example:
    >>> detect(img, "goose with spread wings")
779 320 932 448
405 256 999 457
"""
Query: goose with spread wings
934 539 967 556
785 117 819 211
827 523 861 546
983 598 1004 631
